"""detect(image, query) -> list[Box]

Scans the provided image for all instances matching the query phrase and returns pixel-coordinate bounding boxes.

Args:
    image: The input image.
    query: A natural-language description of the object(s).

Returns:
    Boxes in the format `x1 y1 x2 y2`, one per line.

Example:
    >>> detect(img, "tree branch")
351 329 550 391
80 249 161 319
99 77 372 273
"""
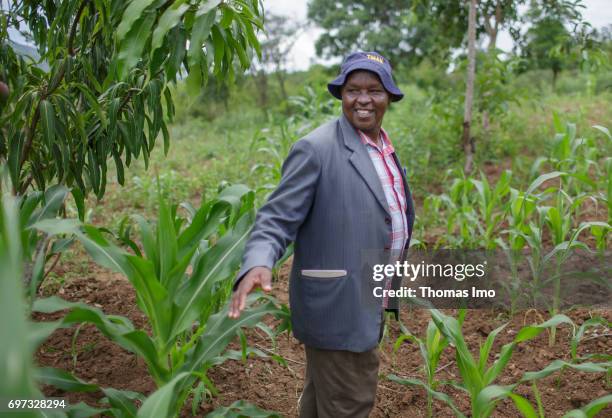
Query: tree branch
69 0 89 56
18 0 89 193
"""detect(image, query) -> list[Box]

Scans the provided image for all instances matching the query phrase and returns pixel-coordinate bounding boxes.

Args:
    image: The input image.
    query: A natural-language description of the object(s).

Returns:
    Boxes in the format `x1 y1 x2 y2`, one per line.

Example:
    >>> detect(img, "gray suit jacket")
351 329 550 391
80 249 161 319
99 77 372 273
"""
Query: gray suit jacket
235 114 415 352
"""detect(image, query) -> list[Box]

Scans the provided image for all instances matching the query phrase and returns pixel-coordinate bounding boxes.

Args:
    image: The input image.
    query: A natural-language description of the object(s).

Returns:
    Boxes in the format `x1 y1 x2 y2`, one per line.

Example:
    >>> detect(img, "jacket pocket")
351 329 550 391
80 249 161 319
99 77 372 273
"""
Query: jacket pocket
300 269 347 279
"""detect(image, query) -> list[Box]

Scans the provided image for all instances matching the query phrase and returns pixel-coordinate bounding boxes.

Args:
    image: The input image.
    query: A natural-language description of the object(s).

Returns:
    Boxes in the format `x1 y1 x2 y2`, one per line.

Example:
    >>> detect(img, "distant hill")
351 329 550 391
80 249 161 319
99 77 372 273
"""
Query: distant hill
7 39 49 71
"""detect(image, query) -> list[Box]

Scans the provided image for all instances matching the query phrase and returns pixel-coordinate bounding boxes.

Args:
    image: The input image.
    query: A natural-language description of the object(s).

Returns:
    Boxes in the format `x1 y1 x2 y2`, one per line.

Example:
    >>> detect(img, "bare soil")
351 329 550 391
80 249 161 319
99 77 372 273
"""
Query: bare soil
34 259 612 418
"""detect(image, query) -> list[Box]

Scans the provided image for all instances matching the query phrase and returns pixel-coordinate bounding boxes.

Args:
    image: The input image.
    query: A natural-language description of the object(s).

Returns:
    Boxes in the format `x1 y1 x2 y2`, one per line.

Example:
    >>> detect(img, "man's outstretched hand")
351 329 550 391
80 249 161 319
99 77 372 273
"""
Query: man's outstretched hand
228 266 273 319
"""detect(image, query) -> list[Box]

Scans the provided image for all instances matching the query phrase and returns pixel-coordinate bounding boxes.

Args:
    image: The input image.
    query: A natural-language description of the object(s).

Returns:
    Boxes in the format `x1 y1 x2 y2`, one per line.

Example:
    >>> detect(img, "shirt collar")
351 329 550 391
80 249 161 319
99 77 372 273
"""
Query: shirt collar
358 128 395 155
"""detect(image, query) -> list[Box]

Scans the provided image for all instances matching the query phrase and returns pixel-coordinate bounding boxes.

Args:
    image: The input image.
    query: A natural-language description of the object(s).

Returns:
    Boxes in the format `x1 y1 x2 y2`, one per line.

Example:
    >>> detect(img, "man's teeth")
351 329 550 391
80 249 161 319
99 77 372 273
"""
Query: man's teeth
356 110 373 117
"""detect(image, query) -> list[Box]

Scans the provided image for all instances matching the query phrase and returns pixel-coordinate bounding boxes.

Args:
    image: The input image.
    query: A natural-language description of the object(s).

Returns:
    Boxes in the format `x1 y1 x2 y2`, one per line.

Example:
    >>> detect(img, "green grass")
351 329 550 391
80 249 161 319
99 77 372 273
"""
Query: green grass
87 76 612 231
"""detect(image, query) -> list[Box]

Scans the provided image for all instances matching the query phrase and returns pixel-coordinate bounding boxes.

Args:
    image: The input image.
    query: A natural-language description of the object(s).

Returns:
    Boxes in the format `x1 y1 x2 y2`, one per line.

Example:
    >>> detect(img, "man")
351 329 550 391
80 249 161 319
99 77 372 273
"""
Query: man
229 51 415 417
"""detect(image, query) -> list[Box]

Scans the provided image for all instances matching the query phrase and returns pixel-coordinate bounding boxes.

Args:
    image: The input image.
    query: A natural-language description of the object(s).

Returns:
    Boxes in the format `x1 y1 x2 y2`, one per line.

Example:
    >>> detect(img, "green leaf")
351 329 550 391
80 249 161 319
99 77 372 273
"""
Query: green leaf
592 125 611 140
137 372 191 418
40 99 56 148
117 0 158 42
29 184 69 225
521 360 611 382
102 387 139 417
525 171 567 197
117 12 156 78
563 394 612 418
172 213 253 336
206 400 281 418
514 314 575 343
387 374 467 418
71 187 85 222
35 367 98 392
150 2 191 56
182 296 281 377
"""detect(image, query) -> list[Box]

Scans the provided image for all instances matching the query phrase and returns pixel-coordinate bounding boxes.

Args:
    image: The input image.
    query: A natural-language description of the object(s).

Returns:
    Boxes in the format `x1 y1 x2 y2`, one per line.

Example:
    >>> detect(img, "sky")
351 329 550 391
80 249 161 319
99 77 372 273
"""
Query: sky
263 0 612 71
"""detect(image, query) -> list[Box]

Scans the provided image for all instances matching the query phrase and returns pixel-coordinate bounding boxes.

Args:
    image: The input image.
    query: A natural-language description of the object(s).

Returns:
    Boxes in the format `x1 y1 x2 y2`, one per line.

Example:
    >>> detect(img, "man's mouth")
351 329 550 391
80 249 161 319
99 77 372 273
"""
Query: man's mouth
355 109 374 118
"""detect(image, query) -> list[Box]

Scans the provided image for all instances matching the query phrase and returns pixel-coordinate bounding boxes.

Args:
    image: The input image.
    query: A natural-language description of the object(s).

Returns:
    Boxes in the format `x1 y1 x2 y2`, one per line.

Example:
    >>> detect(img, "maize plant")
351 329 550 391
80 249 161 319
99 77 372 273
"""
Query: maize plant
390 311 466 418
469 170 512 249
390 309 611 418
31 184 289 416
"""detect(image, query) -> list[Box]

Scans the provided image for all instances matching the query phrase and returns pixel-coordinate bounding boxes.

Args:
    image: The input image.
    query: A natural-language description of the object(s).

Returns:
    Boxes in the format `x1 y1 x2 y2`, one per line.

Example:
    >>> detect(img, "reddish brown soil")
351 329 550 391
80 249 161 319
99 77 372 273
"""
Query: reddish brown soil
34 259 611 418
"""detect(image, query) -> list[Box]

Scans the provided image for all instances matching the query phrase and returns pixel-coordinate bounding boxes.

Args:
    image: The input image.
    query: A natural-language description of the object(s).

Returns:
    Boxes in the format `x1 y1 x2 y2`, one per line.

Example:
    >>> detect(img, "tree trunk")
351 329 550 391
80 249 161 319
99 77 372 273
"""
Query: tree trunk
256 69 268 113
462 0 477 175
482 0 501 136
275 70 288 102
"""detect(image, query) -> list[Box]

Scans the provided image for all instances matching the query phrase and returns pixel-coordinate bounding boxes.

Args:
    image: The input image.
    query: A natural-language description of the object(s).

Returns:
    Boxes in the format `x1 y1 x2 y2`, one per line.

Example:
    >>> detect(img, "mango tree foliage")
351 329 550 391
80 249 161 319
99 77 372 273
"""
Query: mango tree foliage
0 0 262 197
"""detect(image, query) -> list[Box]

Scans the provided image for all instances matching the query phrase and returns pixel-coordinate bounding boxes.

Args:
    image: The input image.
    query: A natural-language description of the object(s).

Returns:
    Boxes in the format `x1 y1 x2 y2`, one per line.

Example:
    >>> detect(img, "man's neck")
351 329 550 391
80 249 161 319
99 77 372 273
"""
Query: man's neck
362 129 382 147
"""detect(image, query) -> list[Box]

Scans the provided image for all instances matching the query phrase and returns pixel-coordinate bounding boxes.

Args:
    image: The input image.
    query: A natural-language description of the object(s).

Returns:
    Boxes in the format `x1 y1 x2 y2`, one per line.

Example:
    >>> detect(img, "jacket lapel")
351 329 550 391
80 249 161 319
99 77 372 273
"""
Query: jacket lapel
339 115 390 216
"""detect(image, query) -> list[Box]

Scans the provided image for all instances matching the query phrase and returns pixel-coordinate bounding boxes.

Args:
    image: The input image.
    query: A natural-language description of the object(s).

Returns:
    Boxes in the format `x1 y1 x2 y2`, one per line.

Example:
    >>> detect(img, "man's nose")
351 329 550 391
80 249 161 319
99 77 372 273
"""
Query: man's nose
357 92 372 104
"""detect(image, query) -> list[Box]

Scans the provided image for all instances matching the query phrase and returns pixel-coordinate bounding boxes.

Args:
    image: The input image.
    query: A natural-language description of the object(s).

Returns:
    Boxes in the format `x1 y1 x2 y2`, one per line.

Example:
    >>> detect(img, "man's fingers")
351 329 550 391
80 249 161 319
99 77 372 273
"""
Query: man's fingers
229 293 239 318
261 272 272 292
237 287 247 312
229 268 273 319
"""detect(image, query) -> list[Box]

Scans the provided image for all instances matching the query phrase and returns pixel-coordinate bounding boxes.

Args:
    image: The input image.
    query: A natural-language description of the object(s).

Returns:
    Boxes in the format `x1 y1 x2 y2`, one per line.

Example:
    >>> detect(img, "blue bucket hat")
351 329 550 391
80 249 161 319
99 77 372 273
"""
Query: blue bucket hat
328 51 403 102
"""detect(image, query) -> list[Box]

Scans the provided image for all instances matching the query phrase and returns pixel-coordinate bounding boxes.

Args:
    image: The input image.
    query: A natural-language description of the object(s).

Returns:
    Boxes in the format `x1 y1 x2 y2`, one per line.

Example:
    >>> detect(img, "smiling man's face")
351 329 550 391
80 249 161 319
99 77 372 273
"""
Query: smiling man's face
341 70 390 140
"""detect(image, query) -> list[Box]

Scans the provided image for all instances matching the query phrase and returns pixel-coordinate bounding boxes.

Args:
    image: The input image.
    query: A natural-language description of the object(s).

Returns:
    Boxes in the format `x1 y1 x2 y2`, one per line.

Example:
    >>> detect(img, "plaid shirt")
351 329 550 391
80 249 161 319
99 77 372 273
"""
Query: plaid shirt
358 128 408 308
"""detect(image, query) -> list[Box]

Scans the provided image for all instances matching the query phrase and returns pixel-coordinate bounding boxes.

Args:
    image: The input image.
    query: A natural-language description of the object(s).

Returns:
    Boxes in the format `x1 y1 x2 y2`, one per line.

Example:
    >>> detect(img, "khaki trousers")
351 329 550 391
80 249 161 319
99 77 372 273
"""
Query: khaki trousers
298 345 380 418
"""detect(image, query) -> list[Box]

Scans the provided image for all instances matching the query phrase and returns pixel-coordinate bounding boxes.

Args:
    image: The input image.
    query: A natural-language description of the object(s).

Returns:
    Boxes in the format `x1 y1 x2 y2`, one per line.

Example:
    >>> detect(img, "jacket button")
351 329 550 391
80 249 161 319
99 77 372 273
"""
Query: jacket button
384 217 391 224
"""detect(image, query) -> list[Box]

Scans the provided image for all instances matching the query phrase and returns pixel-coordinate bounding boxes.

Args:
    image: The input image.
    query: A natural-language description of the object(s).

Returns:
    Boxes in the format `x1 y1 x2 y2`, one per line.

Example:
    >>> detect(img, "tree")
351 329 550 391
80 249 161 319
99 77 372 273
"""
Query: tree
0 0 263 197
463 0 477 175
307 0 464 68
523 17 571 88
251 13 305 110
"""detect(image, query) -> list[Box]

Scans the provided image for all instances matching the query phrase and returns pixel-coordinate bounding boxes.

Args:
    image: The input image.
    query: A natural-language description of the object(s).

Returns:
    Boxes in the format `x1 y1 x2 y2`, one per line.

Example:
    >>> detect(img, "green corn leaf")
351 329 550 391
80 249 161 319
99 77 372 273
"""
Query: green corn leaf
592 125 611 141
387 374 467 418
183 295 280 377
171 213 253 337
525 171 567 197
28 321 63 350
206 400 282 418
520 360 611 382
514 314 575 343
125 255 172 346
509 393 539 418
29 184 69 225
32 296 168 382
31 218 81 236
571 317 610 360
65 401 111 418
563 394 612 418
478 323 507 376
137 372 191 418
430 310 482 396
133 214 159 266
77 225 132 275
102 387 141 417
157 195 178 287
483 342 516 387
0 192 40 400
34 367 98 392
